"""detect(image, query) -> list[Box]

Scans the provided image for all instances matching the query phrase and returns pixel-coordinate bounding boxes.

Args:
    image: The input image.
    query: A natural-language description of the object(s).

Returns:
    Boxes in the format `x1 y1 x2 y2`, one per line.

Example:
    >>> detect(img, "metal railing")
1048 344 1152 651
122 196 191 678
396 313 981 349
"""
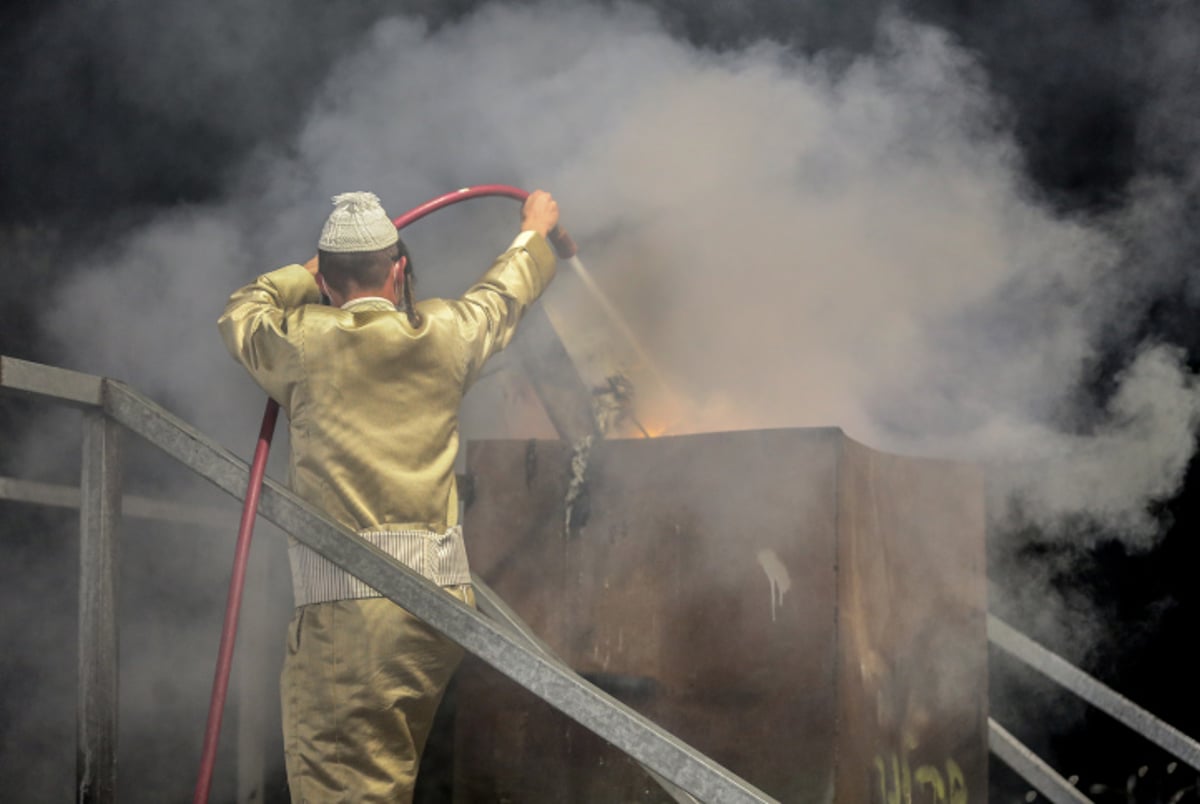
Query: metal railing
4 353 1199 804
988 615 1200 803
0 355 775 804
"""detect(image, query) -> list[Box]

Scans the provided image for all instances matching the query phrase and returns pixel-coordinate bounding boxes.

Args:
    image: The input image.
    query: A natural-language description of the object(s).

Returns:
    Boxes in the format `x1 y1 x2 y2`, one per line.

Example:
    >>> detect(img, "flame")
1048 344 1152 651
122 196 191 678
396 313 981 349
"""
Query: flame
628 418 672 439
644 421 672 438
623 392 690 439
628 392 767 439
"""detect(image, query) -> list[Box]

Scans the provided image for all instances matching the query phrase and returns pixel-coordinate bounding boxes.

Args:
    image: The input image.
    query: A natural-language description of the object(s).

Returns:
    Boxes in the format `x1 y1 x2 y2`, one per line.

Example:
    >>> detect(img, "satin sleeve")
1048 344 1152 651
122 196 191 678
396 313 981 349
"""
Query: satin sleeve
449 230 558 389
217 263 322 407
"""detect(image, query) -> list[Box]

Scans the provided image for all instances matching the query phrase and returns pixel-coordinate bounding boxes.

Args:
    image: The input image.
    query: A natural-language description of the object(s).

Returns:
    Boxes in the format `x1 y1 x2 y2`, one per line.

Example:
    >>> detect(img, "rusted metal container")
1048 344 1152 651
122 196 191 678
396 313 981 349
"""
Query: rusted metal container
454 428 987 803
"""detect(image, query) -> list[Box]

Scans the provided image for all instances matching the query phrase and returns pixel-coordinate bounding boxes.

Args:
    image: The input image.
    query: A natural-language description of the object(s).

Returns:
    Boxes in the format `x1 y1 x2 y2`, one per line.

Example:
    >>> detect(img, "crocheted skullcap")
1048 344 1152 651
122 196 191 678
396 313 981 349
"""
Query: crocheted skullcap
318 191 399 253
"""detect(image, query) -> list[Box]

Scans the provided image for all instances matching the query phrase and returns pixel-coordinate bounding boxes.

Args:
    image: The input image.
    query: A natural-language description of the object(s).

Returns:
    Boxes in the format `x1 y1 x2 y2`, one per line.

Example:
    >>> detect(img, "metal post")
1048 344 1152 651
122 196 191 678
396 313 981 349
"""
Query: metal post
78 411 122 804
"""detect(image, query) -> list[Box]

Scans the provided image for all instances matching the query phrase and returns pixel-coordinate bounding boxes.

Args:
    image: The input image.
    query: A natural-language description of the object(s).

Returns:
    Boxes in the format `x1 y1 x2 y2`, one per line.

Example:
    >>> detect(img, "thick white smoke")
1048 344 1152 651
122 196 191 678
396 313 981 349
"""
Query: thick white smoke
48 2 1198 539
18 3 1198 797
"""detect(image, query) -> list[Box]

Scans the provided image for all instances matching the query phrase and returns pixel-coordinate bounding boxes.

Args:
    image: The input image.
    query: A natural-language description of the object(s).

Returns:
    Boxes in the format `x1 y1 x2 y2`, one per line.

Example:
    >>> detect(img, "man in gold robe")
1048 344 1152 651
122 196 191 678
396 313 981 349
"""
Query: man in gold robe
218 189 560 802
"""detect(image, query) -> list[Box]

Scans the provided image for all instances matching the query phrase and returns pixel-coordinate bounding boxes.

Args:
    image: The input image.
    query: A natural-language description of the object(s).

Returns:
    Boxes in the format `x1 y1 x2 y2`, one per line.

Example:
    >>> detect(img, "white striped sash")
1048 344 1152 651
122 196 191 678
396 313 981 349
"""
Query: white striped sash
288 525 471 607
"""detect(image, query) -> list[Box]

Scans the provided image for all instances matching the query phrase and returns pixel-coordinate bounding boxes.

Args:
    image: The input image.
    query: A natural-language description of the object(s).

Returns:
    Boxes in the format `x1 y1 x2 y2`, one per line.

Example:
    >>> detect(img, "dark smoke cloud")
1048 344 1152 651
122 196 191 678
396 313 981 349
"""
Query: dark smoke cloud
0 0 484 222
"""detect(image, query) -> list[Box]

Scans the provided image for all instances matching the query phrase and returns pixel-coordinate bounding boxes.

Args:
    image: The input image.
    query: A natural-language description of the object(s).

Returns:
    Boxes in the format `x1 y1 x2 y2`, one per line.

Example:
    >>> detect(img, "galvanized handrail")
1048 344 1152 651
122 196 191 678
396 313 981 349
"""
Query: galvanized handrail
989 614 1200 771
0 356 776 804
472 575 702 804
983 606 1200 804
988 720 1092 804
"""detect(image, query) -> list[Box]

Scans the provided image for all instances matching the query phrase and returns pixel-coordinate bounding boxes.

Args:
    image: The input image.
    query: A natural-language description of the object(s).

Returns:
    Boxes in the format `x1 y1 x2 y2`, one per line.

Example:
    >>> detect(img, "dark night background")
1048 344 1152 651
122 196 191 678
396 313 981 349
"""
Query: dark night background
1 0 1198 802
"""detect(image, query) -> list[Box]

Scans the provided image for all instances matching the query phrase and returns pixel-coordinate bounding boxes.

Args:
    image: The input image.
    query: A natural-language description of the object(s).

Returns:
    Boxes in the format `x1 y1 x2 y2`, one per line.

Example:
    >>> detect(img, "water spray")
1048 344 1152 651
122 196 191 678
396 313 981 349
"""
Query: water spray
563 253 674 400
193 185 583 803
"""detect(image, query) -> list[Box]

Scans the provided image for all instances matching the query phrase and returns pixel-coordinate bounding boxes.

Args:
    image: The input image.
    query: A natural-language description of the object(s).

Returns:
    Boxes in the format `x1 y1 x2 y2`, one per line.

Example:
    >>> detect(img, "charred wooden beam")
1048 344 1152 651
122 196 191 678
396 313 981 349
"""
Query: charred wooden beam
513 305 598 445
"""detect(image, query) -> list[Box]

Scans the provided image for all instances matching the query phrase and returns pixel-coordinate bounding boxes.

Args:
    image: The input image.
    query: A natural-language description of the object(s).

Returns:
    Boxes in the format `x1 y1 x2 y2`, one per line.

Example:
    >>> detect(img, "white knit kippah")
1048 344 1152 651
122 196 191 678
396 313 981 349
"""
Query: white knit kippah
318 191 399 253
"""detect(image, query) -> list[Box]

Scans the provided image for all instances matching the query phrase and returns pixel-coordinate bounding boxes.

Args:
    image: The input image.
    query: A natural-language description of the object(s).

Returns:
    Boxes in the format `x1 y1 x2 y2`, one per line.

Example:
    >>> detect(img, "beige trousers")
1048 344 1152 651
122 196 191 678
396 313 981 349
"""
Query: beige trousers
281 585 475 803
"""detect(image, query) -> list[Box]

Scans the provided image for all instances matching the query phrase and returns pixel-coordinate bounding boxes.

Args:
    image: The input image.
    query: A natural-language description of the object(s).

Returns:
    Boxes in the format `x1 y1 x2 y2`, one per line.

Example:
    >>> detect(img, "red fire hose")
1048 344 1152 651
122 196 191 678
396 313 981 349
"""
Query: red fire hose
193 185 576 803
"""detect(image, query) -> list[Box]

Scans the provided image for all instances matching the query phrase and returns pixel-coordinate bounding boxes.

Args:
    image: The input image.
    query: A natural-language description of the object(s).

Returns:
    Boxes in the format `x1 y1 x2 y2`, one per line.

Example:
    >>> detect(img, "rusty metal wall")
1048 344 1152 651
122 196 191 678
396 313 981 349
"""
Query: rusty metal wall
456 428 986 803
836 437 988 804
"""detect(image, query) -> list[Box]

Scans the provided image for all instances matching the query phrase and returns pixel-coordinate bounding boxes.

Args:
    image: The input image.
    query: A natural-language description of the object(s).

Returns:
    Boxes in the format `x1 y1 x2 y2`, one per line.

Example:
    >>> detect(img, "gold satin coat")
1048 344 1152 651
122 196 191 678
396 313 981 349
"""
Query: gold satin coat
218 230 556 534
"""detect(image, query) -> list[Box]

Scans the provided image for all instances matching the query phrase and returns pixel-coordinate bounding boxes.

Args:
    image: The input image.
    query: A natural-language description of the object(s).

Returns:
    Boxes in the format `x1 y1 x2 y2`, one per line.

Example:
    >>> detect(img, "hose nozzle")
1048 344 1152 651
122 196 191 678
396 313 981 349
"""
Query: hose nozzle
548 225 578 259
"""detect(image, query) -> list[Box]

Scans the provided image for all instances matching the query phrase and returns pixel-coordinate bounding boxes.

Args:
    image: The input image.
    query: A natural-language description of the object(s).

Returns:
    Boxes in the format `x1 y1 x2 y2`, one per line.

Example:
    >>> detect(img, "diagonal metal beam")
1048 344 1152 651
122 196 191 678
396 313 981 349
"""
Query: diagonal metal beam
100 378 777 804
988 719 1092 804
989 615 1200 772
0 355 104 407
472 575 701 804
